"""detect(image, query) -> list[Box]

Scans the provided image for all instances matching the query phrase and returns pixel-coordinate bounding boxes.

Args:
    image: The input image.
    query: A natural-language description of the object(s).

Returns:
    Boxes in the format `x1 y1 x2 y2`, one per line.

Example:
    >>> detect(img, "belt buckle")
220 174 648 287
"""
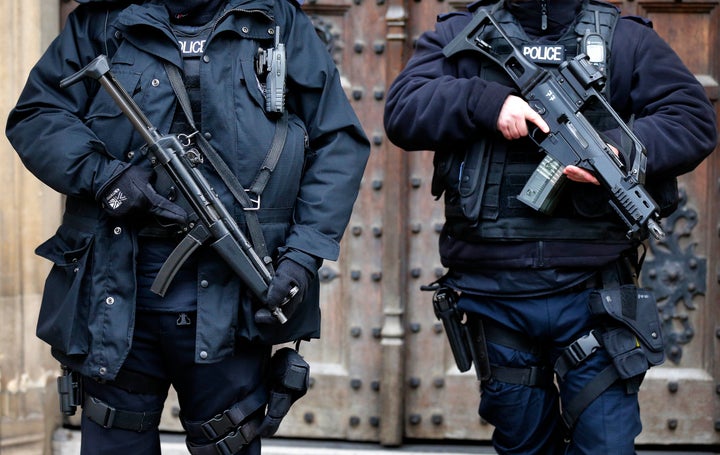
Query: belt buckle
244 191 260 211
88 396 117 429
565 330 600 365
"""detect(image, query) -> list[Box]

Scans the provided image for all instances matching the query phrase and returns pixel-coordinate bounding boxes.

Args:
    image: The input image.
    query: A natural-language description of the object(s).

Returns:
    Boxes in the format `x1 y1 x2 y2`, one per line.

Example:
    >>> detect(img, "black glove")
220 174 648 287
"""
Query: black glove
96 164 187 224
255 257 314 325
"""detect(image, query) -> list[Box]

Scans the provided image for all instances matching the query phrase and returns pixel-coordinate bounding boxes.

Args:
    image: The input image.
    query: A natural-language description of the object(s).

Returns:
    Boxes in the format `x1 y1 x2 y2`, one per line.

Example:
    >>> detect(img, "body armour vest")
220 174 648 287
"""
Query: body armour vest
435 0 636 243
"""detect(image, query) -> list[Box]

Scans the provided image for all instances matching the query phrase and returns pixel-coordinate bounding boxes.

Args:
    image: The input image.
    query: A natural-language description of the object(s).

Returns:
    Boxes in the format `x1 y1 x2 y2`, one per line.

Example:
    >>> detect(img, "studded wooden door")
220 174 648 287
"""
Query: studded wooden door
58 0 720 447
613 1 720 444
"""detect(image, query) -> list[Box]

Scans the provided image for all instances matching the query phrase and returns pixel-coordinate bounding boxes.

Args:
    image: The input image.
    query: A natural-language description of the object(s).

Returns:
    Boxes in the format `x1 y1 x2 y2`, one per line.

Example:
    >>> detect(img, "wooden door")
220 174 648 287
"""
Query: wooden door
57 0 720 447
614 0 720 444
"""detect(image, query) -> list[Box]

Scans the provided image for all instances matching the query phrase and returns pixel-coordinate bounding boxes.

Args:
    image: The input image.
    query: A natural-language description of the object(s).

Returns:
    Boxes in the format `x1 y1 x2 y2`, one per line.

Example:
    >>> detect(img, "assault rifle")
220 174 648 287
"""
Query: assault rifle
60 55 289 323
443 10 665 241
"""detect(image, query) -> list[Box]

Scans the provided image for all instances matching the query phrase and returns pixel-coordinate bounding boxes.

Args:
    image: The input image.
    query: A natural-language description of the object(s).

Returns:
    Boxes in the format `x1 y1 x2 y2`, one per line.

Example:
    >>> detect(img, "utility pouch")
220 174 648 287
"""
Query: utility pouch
432 138 500 223
589 286 665 377
57 365 82 416
259 347 310 437
458 139 493 222
430 286 484 377
431 150 457 199
600 326 649 379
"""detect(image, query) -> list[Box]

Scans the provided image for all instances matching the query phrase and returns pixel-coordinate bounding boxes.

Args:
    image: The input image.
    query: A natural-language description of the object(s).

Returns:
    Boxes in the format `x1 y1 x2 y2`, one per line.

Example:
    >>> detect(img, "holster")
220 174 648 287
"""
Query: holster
258 347 310 437
431 286 490 380
57 365 82 416
589 285 665 379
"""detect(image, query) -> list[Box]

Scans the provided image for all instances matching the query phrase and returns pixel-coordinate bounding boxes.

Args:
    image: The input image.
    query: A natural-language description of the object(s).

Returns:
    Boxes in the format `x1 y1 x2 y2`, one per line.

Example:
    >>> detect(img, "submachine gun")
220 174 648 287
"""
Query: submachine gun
60 55 289 323
443 10 665 241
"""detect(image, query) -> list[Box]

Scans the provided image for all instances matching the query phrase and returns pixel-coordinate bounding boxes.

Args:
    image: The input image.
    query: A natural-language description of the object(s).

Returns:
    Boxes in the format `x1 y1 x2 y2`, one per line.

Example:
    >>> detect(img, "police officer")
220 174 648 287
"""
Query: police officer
6 0 369 454
384 0 716 453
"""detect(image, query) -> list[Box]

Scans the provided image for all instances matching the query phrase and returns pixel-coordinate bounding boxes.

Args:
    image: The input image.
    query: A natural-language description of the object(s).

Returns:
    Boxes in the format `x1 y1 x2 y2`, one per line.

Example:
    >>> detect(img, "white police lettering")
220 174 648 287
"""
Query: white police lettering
522 45 565 64
177 37 206 57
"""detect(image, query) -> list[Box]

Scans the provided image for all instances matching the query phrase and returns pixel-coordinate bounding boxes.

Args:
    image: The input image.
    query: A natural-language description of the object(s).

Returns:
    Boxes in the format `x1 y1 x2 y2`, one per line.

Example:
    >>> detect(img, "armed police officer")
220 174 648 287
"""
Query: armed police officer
384 0 716 453
6 0 369 454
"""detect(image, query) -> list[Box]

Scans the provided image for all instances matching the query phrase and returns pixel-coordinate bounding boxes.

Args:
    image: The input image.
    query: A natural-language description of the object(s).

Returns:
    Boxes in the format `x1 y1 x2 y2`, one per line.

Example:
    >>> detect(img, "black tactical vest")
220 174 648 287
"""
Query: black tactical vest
436 0 636 243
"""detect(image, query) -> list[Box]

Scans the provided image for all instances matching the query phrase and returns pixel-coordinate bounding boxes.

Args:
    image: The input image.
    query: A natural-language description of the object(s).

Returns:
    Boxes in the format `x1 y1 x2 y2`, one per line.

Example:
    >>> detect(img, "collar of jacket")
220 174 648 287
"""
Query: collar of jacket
108 0 276 66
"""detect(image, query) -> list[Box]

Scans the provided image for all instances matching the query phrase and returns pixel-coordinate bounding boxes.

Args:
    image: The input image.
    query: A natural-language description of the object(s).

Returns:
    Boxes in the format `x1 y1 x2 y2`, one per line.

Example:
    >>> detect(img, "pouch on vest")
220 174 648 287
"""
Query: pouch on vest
458 139 493 222
431 150 458 199
588 285 665 378
432 138 495 223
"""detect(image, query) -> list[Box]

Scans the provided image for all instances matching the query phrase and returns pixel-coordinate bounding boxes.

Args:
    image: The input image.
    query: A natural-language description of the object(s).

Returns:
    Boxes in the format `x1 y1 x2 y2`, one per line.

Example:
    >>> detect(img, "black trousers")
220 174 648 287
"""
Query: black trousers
80 310 270 455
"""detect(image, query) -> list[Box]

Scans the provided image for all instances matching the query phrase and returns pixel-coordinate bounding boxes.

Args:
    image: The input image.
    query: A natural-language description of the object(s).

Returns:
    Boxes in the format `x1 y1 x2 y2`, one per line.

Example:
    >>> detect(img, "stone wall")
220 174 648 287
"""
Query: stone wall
0 2 64 454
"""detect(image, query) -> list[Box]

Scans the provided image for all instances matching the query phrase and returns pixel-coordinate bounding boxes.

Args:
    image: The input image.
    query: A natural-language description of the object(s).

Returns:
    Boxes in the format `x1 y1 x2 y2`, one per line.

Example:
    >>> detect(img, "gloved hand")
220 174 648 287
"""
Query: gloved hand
255 256 314 325
96 163 187 224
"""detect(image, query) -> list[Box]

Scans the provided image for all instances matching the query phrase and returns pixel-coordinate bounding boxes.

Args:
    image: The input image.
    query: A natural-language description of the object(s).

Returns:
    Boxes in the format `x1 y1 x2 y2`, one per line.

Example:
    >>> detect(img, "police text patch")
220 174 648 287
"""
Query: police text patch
521 45 566 64
178 37 207 57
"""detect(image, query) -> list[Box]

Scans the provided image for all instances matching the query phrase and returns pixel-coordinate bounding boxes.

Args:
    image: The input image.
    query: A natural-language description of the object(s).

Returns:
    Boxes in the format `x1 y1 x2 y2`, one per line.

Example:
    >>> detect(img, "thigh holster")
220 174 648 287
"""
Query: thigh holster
83 394 163 432
74 368 167 432
183 347 310 455
556 260 665 433
183 387 268 455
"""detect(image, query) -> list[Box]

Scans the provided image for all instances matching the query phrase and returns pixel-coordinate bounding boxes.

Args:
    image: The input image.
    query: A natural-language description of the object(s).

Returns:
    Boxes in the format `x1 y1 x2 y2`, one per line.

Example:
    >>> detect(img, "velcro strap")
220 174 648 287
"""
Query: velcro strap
491 365 554 387
183 387 268 440
554 330 601 379
483 322 542 356
561 365 619 430
186 416 263 455
83 394 162 432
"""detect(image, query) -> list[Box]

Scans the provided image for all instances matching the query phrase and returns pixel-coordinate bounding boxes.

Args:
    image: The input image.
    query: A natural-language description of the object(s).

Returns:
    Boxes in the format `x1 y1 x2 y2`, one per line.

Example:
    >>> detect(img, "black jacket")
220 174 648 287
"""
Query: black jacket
6 0 369 380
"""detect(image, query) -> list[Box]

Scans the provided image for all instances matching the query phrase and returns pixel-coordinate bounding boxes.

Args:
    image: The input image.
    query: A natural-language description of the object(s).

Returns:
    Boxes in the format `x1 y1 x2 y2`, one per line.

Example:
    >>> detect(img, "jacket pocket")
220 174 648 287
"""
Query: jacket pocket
85 69 142 158
240 57 267 111
34 224 95 356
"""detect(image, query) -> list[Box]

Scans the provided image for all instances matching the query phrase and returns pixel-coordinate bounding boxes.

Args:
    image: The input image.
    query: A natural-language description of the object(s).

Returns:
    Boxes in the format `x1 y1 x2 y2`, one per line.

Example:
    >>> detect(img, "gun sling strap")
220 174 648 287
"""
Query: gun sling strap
164 63 289 272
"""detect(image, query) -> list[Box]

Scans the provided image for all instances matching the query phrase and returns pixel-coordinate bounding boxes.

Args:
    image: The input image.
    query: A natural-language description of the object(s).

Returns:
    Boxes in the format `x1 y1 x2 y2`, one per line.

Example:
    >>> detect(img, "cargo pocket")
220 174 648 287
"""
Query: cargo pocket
34 225 94 356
